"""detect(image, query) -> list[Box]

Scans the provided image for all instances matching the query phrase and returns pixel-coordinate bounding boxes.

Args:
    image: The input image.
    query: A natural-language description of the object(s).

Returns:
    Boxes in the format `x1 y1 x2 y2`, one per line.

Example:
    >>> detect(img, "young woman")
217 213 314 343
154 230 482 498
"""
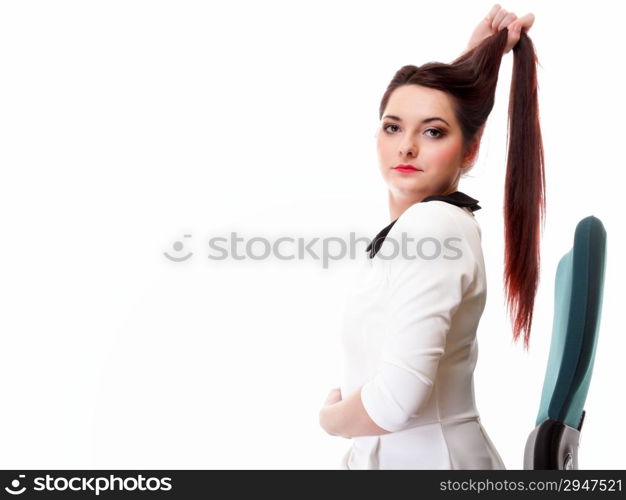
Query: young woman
319 5 545 469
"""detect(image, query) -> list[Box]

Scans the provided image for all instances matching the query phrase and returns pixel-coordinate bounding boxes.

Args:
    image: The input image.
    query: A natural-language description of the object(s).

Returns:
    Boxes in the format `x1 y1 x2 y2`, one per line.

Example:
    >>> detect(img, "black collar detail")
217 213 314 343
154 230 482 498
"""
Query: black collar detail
420 191 481 212
365 191 481 259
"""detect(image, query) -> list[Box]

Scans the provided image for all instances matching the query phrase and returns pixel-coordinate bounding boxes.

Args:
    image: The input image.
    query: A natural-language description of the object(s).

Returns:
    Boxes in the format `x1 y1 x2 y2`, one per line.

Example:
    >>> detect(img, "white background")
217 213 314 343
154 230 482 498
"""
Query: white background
0 0 623 469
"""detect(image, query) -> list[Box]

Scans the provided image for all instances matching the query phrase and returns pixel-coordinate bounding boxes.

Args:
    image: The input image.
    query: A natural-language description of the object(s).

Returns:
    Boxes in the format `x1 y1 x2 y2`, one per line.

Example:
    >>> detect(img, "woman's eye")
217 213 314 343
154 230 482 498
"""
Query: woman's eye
425 128 443 138
383 123 399 133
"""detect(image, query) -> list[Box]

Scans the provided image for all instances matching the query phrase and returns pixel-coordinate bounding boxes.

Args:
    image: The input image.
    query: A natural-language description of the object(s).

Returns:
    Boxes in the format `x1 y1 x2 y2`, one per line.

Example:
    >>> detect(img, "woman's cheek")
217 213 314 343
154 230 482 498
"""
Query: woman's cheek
429 143 461 166
427 145 461 170
377 143 393 172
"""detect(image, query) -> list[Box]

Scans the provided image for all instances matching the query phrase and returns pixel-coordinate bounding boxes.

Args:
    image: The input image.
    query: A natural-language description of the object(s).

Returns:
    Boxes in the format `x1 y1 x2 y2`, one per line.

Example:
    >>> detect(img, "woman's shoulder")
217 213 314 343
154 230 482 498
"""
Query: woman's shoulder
384 200 482 270
382 200 480 291
404 199 463 215
396 200 474 235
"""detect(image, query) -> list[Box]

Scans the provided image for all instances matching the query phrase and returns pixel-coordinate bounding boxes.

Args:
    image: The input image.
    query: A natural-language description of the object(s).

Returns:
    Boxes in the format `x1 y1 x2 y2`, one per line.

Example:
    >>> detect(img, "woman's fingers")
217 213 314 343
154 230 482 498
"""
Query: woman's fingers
487 5 524 33
503 12 535 53
508 13 535 36
491 7 509 31
323 387 342 406
468 5 534 56
486 3 501 25
498 12 517 31
517 12 535 31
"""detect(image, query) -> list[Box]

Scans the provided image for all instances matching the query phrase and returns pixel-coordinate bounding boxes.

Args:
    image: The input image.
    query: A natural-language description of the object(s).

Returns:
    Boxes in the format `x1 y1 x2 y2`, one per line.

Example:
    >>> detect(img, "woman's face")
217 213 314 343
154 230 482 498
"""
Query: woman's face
376 84 469 201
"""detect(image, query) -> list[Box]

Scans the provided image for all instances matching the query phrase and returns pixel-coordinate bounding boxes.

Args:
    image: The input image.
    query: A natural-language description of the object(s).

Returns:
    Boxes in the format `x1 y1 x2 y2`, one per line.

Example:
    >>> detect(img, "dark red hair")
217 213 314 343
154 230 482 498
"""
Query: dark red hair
378 28 546 350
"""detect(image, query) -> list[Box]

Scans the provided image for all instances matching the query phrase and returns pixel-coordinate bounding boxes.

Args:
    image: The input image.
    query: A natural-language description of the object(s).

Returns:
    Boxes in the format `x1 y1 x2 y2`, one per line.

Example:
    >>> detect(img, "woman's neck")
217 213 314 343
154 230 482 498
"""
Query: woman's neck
388 187 458 221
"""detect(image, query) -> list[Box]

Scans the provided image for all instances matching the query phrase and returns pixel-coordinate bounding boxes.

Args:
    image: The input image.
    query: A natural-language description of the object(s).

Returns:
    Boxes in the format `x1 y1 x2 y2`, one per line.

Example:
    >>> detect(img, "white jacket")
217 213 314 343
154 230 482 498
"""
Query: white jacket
339 193 506 469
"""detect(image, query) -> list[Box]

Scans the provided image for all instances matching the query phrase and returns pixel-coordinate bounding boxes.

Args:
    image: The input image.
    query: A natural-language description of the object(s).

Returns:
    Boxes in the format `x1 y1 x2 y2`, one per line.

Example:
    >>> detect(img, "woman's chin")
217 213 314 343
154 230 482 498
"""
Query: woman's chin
387 181 429 198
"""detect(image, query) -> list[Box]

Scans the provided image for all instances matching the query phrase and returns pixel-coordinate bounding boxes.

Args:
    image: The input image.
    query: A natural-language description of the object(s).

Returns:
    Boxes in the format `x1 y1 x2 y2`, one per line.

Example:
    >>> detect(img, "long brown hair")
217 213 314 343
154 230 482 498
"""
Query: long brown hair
379 27 546 350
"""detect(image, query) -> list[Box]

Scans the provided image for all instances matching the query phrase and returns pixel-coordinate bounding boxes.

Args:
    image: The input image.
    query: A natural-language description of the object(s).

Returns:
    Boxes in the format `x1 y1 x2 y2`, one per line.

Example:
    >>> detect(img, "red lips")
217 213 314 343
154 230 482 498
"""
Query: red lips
393 164 422 172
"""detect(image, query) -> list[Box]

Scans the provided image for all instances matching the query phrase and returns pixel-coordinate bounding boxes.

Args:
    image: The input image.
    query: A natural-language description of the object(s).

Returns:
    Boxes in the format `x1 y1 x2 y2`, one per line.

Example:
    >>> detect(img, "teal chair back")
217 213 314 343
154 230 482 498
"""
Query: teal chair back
524 216 607 469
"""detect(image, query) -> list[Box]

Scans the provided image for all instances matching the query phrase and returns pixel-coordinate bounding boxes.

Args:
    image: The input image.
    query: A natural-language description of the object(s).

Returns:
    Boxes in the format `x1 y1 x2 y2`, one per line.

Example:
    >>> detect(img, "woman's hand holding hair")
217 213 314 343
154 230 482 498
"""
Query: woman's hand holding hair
463 4 535 56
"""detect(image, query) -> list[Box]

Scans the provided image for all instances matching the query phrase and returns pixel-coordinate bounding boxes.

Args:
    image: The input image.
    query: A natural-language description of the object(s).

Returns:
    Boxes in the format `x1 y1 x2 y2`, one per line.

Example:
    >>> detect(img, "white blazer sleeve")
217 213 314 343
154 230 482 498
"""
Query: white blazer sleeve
360 202 476 432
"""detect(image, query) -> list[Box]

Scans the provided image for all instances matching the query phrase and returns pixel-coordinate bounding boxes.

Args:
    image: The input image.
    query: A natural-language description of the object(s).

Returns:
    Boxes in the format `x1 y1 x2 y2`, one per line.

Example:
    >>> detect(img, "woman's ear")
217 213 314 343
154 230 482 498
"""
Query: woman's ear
463 125 485 167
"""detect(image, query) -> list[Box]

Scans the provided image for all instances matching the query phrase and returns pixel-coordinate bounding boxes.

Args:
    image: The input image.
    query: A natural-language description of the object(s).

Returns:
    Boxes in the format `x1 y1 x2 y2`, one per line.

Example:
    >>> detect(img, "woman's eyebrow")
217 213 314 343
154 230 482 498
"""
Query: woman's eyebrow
382 115 450 127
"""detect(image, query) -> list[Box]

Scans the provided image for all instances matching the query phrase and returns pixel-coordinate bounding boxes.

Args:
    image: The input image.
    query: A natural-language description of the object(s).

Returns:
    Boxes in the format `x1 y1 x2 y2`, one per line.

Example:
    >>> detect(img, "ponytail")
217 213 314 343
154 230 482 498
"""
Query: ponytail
504 29 546 349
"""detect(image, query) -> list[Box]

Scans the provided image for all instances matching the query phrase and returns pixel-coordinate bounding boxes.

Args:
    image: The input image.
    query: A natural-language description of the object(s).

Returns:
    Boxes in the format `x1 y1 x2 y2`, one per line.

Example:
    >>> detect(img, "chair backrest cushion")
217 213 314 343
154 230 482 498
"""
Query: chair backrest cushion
536 216 607 429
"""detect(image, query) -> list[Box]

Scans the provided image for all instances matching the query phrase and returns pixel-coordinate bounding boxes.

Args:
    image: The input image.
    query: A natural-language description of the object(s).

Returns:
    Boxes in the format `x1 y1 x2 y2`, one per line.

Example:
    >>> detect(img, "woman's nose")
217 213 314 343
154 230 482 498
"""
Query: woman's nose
400 140 417 158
